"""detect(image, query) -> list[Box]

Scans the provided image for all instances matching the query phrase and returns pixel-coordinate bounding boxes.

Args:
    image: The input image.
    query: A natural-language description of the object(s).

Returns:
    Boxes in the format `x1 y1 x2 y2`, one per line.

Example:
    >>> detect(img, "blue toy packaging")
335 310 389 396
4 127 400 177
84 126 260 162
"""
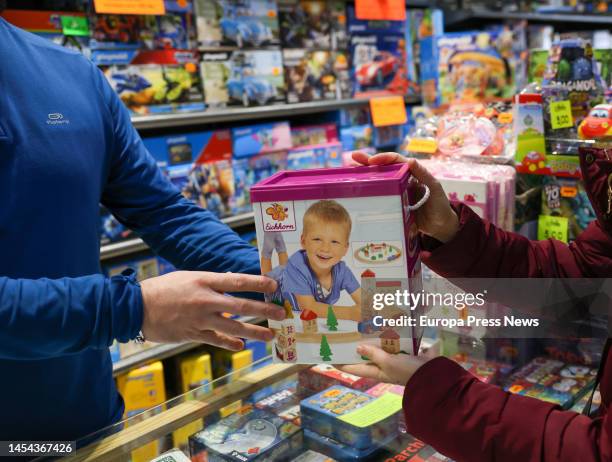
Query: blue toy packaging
304 429 391 461
287 143 343 170
99 205 135 245
278 0 347 50
201 50 286 107
140 1 197 50
291 123 339 147
373 124 409 148
340 125 374 151
89 13 143 50
232 122 293 157
188 406 303 462
300 385 401 449
406 8 444 91
195 0 280 48
254 386 301 425
293 449 337 462
234 151 288 213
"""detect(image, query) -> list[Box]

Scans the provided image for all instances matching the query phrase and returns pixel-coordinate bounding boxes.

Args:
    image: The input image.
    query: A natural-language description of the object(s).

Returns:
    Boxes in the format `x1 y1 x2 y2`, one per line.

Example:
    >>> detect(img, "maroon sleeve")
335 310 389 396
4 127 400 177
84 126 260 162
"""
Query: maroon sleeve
421 204 612 278
403 357 612 462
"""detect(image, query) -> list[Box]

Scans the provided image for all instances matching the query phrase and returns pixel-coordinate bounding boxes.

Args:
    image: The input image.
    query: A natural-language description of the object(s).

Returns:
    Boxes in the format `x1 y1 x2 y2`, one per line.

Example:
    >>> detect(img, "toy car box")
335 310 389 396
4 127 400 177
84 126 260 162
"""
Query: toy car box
279 0 347 50
298 364 377 397
98 49 205 115
195 0 280 48
201 50 286 107
188 406 303 462
251 163 424 364
300 385 401 449
283 49 351 103
254 386 301 425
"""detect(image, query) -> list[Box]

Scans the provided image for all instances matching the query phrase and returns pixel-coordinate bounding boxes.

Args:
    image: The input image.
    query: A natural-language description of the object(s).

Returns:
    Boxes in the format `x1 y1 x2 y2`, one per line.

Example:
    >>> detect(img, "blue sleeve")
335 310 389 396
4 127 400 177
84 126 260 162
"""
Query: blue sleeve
95 65 260 276
340 263 360 294
0 272 142 360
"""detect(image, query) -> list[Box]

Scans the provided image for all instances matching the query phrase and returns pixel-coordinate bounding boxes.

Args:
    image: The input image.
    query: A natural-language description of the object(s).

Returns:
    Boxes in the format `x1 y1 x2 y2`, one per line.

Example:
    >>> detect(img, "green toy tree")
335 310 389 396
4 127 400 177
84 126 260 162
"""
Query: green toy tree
326 305 338 331
320 335 332 362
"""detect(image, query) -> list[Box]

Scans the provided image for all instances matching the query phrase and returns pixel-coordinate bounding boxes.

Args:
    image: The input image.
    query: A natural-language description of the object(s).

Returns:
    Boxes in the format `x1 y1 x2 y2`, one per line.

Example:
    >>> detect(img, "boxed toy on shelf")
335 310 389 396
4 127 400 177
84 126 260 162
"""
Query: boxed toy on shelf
298 364 377 397
201 50 286 107
278 0 347 50
195 0 280 48
98 49 205 115
254 386 301 425
99 205 135 245
251 164 424 364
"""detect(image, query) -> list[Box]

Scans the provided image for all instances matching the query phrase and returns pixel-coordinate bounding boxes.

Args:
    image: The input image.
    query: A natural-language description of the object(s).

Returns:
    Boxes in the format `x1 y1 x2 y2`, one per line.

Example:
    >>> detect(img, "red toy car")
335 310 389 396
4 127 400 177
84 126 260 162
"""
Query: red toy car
578 104 612 139
356 51 399 87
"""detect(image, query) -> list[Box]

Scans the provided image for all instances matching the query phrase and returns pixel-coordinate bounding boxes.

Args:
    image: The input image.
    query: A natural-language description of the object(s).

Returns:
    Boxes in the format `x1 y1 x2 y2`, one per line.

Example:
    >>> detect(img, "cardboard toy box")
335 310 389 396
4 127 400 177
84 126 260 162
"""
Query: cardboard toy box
278 0 347 50
195 0 280 48
254 386 301 425
98 49 205 115
286 143 343 170
251 164 424 364
201 50 286 107
189 406 303 462
300 385 401 449
283 49 350 103
291 124 339 147
150 449 191 462
298 364 377 397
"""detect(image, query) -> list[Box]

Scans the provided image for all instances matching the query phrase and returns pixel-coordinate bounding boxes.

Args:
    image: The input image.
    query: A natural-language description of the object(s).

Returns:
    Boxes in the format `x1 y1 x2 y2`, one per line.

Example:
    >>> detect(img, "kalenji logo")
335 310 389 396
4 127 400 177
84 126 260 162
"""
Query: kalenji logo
46 113 70 125
261 201 296 232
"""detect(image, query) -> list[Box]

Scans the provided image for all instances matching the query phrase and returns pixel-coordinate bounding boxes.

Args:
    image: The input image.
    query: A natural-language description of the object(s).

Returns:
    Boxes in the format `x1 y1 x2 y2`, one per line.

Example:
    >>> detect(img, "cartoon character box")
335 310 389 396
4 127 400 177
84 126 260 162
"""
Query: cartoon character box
278 0 347 50
250 164 424 364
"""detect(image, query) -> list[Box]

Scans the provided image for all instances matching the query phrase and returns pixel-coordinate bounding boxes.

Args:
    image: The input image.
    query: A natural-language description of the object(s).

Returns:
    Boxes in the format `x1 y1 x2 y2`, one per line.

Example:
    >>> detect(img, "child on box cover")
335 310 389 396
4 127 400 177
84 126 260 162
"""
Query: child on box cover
266 200 362 321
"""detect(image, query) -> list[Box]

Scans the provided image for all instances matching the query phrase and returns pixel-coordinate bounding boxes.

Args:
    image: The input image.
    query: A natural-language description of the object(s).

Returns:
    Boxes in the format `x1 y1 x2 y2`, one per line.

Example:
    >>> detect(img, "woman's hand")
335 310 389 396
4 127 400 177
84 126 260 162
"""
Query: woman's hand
353 152 460 243
340 343 429 385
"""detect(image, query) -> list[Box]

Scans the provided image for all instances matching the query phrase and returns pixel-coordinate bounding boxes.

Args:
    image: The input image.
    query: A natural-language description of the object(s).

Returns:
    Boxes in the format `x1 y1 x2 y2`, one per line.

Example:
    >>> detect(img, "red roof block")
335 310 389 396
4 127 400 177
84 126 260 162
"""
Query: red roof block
361 269 376 278
380 329 400 340
300 309 317 321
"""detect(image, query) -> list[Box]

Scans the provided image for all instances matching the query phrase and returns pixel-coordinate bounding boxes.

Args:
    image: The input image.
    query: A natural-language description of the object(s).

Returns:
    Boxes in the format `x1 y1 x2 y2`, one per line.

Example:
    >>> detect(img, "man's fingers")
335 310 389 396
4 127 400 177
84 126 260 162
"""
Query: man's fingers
405 159 443 192
208 293 285 321
194 330 244 351
205 272 278 294
357 343 390 365
351 151 371 166
210 315 276 342
367 152 409 166
339 364 384 381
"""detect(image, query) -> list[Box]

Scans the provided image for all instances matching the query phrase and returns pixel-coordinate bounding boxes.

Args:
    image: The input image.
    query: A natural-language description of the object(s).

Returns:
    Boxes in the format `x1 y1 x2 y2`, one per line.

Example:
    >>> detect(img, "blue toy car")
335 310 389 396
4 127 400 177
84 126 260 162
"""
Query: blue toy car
227 75 277 106
111 73 152 94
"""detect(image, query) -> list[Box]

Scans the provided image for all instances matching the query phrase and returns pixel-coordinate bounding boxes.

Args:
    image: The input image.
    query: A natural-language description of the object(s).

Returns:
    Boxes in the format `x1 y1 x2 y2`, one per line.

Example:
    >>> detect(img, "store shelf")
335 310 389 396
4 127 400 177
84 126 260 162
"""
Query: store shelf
112 315 264 376
130 97 421 130
100 212 255 261
446 9 612 25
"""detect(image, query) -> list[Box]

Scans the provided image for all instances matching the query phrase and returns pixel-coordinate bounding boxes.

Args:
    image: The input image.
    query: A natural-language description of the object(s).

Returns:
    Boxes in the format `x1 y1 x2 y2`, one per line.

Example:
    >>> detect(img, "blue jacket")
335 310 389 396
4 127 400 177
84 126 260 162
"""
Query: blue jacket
0 18 260 441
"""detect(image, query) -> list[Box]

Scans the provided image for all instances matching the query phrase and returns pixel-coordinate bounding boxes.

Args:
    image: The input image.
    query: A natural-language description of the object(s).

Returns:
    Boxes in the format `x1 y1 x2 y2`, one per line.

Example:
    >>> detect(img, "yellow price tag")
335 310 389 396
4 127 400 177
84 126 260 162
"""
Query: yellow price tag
94 0 165 15
370 96 408 127
550 100 573 130
406 138 438 154
538 215 569 243
498 112 513 124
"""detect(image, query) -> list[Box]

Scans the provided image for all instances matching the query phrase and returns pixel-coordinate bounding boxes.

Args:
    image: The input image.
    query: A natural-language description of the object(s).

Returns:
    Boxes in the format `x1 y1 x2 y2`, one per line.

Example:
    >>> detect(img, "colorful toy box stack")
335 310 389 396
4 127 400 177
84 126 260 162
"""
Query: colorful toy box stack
452 355 513 384
279 0 350 102
502 357 597 409
250 163 425 364
288 124 343 170
298 364 377 398
347 6 417 98
232 122 292 213
189 405 303 462
300 385 403 459
254 386 301 425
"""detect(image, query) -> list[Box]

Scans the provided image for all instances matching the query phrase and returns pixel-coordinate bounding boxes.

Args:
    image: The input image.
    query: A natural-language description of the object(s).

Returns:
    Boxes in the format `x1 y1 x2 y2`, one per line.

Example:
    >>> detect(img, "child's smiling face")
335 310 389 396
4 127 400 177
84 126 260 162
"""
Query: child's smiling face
301 219 349 273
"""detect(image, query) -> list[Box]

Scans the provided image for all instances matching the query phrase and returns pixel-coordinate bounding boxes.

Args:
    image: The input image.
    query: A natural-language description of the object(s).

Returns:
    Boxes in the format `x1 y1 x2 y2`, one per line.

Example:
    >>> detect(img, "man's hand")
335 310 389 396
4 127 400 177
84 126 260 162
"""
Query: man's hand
340 344 428 385
140 271 285 351
353 152 460 243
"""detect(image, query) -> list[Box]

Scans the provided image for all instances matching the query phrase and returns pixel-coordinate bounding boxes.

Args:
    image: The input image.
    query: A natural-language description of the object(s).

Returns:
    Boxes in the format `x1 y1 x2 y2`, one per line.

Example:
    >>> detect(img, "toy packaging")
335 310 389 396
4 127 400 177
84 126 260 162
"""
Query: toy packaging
382 433 455 461
99 49 205 115
251 164 424 364
283 49 351 103
89 13 143 50
106 256 160 281
201 50 286 107
232 122 293 157
304 429 389 461
291 124 339 146
287 143 343 170
189 406 303 462
139 1 197 50
374 124 409 148
300 385 402 449
340 125 373 152
293 449 337 462
348 6 415 97
195 0 280 48
298 364 377 397
150 449 191 462
99 205 135 245
254 386 301 425
234 152 289 213
278 0 347 50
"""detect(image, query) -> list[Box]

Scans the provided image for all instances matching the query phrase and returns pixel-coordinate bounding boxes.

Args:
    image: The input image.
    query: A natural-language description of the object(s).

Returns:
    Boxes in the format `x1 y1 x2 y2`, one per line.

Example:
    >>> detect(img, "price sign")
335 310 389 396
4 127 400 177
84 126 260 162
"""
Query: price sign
355 0 406 20
497 112 513 124
93 0 165 15
406 138 438 154
550 100 573 130
370 96 407 127
60 16 89 36
538 215 569 243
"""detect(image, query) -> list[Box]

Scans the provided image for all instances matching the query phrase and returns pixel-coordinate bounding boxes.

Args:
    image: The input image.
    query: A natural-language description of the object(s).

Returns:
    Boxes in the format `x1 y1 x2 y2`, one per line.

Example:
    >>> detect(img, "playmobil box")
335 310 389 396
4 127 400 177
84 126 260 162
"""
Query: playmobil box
283 49 351 103
234 152 289 214
99 205 135 245
291 124 339 147
287 143 343 170
201 50 286 107
300 385 402 449
298 364 377 397
254 387 301 425
195 0 280 48
340 125 373 152
279 0 347 50
98 49 205 115
89 13 143 50
188 406 303 462
232 122 293 157
373 124 409 148
140 1 197 50
250 163 424 364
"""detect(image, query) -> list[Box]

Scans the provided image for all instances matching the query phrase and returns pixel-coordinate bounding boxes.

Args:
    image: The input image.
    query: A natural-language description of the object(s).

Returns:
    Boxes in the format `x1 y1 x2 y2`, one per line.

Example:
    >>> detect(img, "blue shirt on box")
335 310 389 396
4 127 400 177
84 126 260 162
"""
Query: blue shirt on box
0 18 259 441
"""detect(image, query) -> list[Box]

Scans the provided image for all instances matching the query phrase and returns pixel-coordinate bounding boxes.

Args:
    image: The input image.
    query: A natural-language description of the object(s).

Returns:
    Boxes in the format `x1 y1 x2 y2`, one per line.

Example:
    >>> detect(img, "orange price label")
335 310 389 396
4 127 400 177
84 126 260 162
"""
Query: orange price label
560 186 578 198
370 96 407 127
498 112 513 124
355 0 406 20
93 0 165 15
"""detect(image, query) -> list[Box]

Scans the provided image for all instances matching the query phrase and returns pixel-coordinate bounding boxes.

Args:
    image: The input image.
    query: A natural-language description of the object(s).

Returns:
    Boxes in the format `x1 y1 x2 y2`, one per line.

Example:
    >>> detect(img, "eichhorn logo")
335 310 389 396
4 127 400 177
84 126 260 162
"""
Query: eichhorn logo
46 113 70 125
262 201 296 232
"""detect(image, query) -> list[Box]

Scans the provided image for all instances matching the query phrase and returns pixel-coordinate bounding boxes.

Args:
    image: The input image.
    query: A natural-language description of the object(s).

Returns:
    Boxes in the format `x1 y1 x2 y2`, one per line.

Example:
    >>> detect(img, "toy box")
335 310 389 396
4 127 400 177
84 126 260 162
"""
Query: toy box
291 124 339 147
99 49 205 115
279 0 347 50
141 1 196 50
251 164 424 364
294 449 337 462
540 176 597 242
298 364 377 397
201 50 286 107
99 205 135 245
373 124 409 148
406 9 444 91
234 152 289 214
287 143 343 170
348 7 414 98
189 406 303 462
284 49 350 103
340 125 373 151
304 429 390 461
232 122 293 157
383 434 452 461
150 449 191 462
106 256 160 281
89 13 143 50
300 385 401 449
255 386 301 424
365 382 406 431
195 0 280 48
